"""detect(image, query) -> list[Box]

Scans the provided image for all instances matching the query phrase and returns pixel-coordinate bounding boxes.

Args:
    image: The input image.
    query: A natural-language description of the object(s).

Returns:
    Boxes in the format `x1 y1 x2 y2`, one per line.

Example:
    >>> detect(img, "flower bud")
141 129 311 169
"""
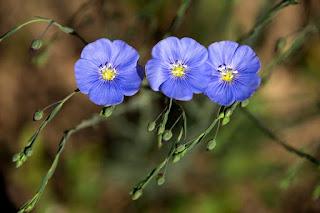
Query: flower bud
132 189 143 200
275 38 286 53
225 108 233 117
218 112 225 119
157 124 165 135
25 148 33 157
30 39 43 52
172 155 181 163
241 99 249 107
156 173 165 185
33 109 44 121
12 153 20 162
175 144 185 153
163 130 172 141
147 121 156 132
222 117 230 126
100 105 115 117
16 160 23 168
206 139 216 151
60 26 74 34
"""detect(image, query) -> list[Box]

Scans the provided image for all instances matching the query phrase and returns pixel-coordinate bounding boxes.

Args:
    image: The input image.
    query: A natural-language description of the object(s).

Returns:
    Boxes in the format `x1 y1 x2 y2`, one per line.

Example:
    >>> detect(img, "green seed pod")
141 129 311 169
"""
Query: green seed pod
33 109 44 121
16 160 23 168
206 139 217 151
222 117 230 126
156 173 165 185
163 130 173 141
12 153 20 162
157 124 165 135
132 189 143 200
172 155 181 163
241 99 249 107
147 121 156 132
175 144 185 153
30 39 43 51
25 148 33 157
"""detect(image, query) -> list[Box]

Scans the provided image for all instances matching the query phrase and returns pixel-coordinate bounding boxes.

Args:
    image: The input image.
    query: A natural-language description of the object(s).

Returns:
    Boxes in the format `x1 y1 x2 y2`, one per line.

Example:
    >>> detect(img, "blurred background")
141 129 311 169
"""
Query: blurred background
0 0 320 212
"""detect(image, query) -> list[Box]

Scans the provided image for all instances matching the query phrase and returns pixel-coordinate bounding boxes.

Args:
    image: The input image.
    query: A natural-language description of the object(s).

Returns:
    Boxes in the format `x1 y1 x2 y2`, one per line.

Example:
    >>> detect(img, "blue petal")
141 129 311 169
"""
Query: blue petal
151 37 181 63
110 40 140 70
80 38 113 65
232 73 261 101
231 45 261 73
145 58 171 91
88 81 124 106
114 65 143 96
74 59 100 94
184 61 212 93
180 37 208 66
204 76 235 106
160 78 193 101
208 41 239 69
137 64 144 81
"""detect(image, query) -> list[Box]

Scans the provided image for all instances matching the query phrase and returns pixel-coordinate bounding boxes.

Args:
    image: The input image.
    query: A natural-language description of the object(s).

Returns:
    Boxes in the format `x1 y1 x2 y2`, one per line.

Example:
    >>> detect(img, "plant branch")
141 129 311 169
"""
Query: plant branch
241 107 320 167
17 114 106 213
0 16 88 45
239 0 298 45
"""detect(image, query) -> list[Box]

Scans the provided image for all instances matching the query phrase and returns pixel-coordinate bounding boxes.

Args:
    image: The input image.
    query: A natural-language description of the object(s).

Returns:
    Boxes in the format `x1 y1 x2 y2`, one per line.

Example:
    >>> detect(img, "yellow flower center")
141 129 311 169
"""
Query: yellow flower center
171 61 187 77
218 65 237 82
101 64 116 80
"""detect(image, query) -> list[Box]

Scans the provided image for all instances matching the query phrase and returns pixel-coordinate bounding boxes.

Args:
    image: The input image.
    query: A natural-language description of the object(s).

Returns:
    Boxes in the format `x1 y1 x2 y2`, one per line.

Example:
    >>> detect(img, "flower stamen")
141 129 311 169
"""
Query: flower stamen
218 65 237 82
171 61 187 77
101 63 116 81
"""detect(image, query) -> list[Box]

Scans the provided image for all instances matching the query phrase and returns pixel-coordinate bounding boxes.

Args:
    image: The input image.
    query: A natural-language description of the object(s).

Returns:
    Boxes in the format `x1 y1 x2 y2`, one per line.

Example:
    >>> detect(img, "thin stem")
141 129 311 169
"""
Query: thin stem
13 89 80 167
154 105 168 122
41 100 62 112
0 17 88 45
239 0 298 45
173 100 187 139
17 114 106 213
169 113 183 131
39 21 55 40
213 120 221 140
261 24 317 84
163 0 192 38
242 107 320 167
161 98 173 127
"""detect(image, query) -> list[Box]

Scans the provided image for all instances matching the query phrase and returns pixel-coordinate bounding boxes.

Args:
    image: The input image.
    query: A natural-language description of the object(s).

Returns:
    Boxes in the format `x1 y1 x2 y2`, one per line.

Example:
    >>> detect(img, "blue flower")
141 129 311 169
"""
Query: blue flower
145 37 211 101
204 41 261 106
74 38 143 106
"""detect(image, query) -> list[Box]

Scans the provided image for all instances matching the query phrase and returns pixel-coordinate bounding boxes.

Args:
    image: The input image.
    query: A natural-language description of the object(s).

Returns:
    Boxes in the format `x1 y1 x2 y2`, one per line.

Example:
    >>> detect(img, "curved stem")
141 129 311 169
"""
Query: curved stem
0 17 88 44
17 114 106 213
242 107 320 167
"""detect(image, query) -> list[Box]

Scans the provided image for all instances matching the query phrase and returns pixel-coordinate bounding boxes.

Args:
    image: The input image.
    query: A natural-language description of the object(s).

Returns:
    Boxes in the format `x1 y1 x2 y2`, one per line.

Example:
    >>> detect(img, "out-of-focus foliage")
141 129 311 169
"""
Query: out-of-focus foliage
0 0 320 212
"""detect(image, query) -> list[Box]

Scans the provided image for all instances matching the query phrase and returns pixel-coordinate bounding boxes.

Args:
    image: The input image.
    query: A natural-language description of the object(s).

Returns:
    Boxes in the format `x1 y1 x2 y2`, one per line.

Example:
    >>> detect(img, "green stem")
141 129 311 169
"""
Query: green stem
17 114 106 213
261 24 317 83
242 107 320 167
13 89 80 167
0 17 87 44
163 0 192 38
240 0 298 45
131 103 230 198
